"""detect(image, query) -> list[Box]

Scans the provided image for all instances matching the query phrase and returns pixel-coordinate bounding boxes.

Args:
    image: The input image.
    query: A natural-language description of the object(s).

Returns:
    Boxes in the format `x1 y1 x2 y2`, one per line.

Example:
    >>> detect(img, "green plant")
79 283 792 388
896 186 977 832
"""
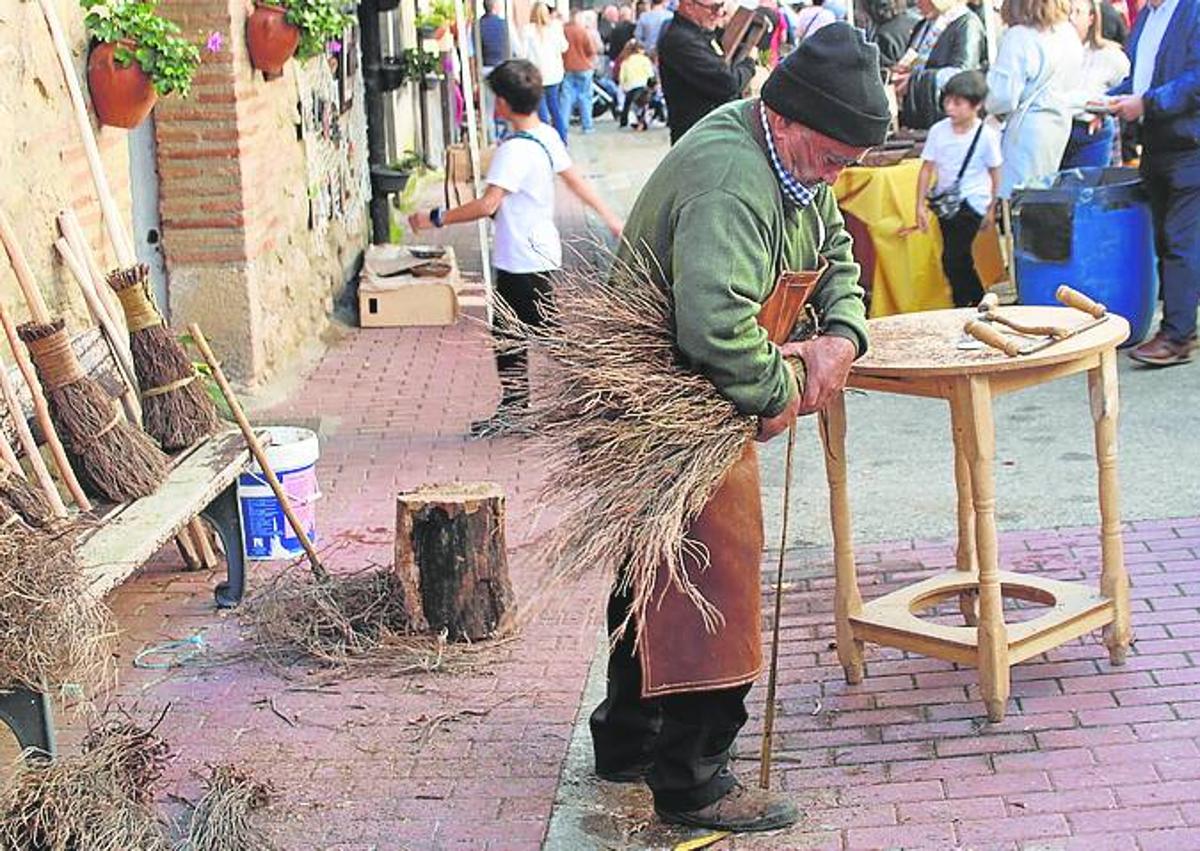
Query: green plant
396 47 440 84
415 0 455 31
81 0 206 97
279 0 356 61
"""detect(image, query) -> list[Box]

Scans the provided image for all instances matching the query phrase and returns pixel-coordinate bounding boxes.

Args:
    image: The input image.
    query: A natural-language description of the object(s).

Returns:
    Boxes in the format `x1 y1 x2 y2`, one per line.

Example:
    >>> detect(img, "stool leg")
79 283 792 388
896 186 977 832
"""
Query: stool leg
950 394 979 626
1090 349 1131 666
961 377 1009 722
820 392 864 685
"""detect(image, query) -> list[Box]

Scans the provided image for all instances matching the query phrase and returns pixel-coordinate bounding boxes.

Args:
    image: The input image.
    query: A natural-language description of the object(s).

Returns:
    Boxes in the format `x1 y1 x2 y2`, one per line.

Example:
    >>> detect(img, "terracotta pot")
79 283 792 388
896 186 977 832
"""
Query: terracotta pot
87 41 158 129
247 2 301 79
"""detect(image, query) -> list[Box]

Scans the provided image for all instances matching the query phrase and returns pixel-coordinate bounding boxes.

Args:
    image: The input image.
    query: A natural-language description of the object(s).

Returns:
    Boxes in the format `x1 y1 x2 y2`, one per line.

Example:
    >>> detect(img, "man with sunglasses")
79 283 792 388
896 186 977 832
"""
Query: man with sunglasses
590 23 890 834
657 0 758 143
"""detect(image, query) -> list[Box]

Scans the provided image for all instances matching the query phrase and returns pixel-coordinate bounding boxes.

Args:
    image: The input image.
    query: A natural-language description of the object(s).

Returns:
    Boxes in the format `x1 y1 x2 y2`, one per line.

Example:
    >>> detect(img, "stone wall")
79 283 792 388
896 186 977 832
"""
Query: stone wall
0 0 132 332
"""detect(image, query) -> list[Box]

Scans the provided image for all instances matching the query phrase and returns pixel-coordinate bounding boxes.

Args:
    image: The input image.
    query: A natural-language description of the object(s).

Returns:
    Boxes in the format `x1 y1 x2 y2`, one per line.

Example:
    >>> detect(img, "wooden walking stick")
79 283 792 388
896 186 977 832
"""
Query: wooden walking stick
189 324 330 584
0 362 67 521
759 419 797 790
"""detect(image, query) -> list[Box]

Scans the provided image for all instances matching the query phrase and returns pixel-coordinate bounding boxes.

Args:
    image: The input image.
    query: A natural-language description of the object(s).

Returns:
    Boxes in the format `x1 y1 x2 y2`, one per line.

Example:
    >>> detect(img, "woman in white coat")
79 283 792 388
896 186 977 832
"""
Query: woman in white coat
986 0 1084 199
522 2 570 142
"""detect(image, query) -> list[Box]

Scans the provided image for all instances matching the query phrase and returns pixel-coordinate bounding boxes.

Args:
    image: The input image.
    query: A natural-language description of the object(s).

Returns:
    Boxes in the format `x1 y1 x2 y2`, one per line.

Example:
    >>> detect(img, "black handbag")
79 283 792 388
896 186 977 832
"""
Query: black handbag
927 122 984 220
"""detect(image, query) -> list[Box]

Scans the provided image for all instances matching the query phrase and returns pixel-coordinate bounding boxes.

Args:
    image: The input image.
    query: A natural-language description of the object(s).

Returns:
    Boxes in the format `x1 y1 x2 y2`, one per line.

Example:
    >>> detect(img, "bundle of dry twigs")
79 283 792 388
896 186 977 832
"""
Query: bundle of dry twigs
493 245 760 645
184 764 275 851
241 567 494 677
0 513 115 695
108 266 217 451
0 711 172 851
0 459 52 528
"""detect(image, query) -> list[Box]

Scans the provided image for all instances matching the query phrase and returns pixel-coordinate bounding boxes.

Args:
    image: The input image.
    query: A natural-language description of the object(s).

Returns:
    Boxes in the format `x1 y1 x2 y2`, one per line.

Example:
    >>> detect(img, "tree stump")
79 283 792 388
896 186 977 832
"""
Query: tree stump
395 482 514 641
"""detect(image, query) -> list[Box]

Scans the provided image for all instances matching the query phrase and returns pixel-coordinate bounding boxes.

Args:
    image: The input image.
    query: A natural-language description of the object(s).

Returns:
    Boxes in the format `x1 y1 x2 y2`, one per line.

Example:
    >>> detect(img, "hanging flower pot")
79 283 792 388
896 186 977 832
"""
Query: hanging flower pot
247 2 301 79
87 41 158 129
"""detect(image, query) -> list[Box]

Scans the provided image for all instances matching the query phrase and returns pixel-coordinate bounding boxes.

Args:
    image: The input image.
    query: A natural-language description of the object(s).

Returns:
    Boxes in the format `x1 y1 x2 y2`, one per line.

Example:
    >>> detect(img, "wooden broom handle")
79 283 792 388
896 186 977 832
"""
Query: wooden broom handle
59 207 130 341
37 0 135 266
188 324 330 583
0 297 91 512
0 210 52 324
0 431 21 475
0 362 68 518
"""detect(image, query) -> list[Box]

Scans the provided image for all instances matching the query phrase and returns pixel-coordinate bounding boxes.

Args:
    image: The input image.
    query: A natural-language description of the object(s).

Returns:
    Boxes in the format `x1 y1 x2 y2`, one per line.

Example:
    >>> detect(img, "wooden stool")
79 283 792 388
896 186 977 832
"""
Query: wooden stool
820 306 1132 721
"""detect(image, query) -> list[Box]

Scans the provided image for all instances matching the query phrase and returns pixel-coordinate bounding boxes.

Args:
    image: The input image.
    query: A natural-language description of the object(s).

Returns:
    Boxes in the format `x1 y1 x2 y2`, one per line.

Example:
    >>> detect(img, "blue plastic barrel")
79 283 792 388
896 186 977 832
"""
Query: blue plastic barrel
1012 167 1159 346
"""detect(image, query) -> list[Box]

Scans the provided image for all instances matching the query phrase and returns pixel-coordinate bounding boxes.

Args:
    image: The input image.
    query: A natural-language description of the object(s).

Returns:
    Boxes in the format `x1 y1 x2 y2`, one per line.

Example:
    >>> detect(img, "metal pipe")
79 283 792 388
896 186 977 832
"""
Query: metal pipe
359 0 392 243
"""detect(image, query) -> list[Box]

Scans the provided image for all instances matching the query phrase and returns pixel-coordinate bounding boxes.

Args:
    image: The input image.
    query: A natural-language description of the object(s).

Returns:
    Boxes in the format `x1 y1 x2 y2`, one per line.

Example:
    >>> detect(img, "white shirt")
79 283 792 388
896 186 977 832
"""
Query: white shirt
486 123 572 273
522 23 569 85
922 117 1004 216
1073 44 1131 117
1133 0 1180 96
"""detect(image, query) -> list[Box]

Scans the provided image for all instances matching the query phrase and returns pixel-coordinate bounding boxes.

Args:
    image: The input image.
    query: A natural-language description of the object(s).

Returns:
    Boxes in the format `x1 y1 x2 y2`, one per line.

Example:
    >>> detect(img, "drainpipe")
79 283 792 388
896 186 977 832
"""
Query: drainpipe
359 0 410 244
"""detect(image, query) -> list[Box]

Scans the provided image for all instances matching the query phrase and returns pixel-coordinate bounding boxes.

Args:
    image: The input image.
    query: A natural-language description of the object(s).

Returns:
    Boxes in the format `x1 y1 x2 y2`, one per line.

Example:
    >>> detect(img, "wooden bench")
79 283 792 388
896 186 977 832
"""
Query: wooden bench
1 331 256 758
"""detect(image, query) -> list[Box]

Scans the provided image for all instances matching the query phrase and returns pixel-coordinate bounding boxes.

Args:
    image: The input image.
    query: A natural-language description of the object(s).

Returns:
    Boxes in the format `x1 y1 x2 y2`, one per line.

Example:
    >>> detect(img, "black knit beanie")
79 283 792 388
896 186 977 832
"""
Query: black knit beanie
760 23 891 147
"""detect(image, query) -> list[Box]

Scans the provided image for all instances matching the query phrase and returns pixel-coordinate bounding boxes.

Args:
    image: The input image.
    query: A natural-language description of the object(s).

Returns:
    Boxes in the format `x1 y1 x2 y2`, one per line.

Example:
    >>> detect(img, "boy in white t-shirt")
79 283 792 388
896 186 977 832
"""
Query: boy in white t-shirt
915 70 1003 307
410 59 622 438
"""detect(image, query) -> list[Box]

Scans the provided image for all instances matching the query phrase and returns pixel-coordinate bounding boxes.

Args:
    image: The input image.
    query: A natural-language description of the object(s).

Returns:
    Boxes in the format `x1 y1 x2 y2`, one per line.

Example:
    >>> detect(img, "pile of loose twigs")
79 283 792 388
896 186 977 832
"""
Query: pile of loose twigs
0 710 173 851
241 565 502 677
494 244 760 644
184 763 275 851
0 519 115 695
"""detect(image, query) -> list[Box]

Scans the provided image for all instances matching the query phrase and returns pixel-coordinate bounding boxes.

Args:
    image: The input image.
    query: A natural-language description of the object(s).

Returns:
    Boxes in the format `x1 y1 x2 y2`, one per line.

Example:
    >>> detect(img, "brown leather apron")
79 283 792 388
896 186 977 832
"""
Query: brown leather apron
639 266 823 698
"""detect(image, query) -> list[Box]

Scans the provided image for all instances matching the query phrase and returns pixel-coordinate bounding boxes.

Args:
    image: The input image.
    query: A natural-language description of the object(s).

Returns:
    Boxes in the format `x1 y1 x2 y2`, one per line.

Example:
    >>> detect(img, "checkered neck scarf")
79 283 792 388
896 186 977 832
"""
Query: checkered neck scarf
759 101 816 209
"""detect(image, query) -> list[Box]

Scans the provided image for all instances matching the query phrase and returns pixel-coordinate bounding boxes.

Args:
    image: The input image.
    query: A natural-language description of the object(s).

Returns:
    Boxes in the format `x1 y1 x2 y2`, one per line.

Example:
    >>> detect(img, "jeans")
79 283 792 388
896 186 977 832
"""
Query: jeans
938 205 986 308
595 74 623 118
1061 116 1117 170
589 586 748 812
1141 148 1200 343
560 70 594 132
537 82 568 143
493 269 554 408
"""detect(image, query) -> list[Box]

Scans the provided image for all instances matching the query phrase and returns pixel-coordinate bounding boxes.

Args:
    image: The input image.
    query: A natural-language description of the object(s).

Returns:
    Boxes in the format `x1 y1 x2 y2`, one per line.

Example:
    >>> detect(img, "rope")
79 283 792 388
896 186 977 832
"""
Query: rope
133 634 207 669
115 281 164 333
758 419 796 791
142 374 196 398
23 326 85 389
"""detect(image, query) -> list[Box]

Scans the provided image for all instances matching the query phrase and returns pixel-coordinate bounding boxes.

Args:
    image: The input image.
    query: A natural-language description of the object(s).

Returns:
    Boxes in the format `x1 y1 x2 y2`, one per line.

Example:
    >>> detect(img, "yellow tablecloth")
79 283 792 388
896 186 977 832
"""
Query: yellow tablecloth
833 159 952 318
833 159 1007 317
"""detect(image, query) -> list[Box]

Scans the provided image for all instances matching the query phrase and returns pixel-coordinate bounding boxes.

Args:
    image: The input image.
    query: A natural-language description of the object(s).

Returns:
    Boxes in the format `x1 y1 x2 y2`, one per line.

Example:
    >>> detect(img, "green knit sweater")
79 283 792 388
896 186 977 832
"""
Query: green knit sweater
616 100 869 418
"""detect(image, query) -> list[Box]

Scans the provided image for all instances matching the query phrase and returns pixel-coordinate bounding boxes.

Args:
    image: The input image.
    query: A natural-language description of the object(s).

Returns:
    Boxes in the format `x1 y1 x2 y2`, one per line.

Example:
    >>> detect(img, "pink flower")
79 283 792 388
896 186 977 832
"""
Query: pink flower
327 39 342 55
205 31 225 53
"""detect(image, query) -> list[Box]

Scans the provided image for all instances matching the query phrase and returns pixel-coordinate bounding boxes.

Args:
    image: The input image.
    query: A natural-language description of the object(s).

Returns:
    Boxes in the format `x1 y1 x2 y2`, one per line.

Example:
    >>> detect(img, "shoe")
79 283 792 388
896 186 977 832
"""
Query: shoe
596 760 652 783
1129 332 1194 367
656 775 799 833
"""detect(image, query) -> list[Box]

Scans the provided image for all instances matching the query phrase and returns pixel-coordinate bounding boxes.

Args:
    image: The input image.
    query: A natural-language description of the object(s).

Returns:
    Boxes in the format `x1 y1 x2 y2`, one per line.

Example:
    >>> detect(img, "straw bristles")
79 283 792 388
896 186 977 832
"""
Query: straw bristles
184 764 275 851
108 266 218 452
491 243 760 647
0 714 172 851
0 517 115 695
17 320 168 502
242 567 502 677
0 465 52 528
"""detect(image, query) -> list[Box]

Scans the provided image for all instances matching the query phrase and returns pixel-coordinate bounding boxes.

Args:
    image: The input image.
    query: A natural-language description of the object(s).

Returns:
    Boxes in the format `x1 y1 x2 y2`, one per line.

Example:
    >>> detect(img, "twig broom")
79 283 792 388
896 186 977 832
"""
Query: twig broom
0 210 167 502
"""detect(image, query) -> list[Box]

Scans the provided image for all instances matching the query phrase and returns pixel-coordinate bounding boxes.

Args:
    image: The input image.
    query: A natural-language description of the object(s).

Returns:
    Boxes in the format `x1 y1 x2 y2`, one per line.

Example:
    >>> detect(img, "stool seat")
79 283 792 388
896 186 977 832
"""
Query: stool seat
850 569 1113 667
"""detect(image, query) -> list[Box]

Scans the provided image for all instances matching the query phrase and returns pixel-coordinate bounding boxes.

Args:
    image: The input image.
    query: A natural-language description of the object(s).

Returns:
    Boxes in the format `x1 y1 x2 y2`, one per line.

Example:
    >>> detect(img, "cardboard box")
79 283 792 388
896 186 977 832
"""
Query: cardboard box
358 244 462 328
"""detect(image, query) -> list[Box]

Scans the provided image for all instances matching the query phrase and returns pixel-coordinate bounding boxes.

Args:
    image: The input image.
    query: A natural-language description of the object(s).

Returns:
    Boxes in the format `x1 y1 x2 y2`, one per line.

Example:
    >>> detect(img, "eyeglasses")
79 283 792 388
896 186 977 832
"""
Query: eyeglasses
690 0 726 12
824 152 863 169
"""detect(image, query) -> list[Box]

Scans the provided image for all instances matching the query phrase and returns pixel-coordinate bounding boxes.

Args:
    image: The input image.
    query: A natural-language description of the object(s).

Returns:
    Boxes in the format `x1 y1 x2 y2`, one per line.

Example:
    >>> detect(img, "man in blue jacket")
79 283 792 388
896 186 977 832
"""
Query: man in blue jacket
1110 0 1200 366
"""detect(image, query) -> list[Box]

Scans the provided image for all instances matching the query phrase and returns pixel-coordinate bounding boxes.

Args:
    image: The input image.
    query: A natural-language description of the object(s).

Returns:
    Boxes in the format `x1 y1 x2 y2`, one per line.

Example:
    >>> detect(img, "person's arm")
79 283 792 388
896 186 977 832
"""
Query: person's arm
1141 19 1200 119
671 190 798 419
408 184 508 231
659 27 755 103
983 165 1002 229
558 166 623 236
915 158 936 232
806 189 869 358
985 29 1031 117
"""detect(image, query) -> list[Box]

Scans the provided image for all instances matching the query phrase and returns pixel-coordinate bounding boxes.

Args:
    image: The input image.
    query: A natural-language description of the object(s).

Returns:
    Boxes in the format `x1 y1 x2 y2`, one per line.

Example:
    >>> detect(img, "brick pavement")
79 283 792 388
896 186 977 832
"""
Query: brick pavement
12 121 1200 851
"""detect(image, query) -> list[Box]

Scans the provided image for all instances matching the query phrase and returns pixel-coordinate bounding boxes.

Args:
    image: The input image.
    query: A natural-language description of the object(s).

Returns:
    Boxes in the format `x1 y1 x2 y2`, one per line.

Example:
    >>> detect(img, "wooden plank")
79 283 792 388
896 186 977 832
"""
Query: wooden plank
2 327 124 453
78 429 250 599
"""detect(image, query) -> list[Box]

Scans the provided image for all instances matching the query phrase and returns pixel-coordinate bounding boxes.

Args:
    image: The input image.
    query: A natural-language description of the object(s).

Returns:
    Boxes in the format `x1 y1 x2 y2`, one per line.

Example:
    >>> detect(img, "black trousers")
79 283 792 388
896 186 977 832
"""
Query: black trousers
938 206 985 308
589 587 750 812
1142 149 1200 343
493 269 553 409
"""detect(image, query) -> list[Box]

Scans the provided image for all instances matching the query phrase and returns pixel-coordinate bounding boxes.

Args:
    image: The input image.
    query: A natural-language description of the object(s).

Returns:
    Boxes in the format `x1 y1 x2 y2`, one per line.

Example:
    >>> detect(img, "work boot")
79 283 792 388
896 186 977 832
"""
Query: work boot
1129 332 1194 367
656 775 799 833
596 760 653 783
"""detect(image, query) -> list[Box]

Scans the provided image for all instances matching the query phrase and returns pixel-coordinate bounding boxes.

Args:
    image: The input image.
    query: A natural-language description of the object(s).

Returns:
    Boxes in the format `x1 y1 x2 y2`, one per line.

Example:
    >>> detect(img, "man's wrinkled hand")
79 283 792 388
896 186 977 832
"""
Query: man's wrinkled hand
756 364 801 442
1110 95 1144 123
779 335 856 416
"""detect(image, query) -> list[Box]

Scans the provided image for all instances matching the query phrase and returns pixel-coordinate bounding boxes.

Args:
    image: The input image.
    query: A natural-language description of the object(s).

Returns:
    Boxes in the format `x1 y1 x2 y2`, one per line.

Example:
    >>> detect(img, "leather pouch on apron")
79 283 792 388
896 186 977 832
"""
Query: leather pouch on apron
638 262 824 697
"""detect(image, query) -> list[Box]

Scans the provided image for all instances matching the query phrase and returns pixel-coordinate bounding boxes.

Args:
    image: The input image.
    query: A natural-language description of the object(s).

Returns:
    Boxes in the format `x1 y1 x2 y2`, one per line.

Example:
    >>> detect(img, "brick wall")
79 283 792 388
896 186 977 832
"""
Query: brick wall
0 0 132 330
156 0 368 383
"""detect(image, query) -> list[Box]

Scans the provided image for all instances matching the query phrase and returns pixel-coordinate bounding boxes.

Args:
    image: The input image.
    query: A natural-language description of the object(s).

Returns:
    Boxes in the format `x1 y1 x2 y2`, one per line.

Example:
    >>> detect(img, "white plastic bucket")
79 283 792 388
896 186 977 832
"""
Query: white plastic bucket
238 426 321 560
